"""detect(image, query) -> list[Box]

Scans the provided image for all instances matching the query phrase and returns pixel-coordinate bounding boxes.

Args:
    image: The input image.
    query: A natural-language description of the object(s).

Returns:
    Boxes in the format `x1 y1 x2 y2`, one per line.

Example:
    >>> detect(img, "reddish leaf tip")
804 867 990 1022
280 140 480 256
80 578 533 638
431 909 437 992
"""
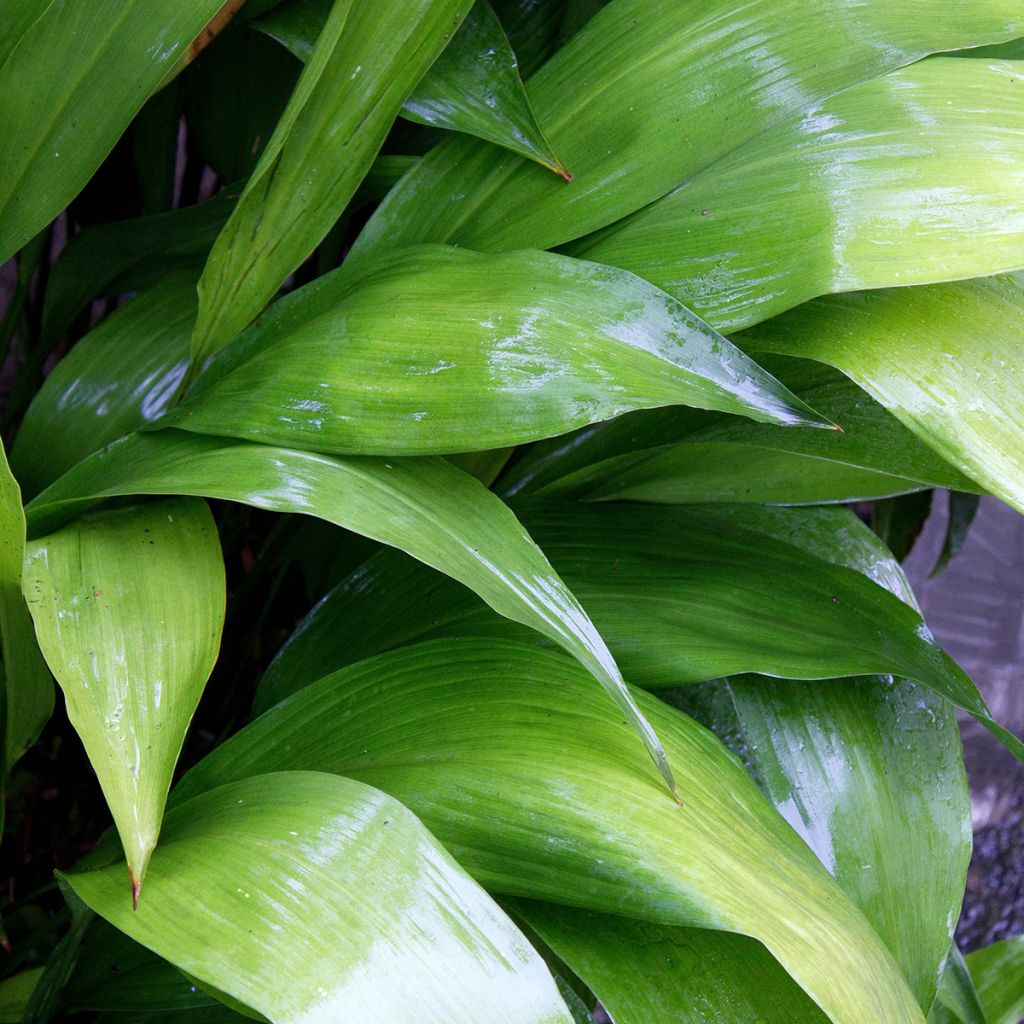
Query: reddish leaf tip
129 868 142 911
0 935 11 955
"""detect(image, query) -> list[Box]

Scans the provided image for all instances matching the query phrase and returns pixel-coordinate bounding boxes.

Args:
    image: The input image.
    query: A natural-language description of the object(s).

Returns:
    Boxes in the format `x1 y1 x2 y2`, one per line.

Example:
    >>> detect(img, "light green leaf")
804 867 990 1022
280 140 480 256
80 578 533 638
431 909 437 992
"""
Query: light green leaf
190 0 474 365
14 274 196 499
258 0 567 174
0 439 53 771
517 903 829 1024
739 273 1024 516
23 498 225 902
252 500 1021 763
170 246 829 456
0 0 231 264
175 639 925 1024
65 772 573 1024
24 430 679 794
349 0 1024 260
572 58 1024 331
933 945 989 1024
510 358 977 505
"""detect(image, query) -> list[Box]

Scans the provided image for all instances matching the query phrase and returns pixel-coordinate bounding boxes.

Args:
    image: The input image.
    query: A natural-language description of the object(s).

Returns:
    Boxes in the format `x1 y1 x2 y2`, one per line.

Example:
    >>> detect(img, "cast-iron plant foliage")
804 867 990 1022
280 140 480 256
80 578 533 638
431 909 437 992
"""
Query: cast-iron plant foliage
0 0 1023 1021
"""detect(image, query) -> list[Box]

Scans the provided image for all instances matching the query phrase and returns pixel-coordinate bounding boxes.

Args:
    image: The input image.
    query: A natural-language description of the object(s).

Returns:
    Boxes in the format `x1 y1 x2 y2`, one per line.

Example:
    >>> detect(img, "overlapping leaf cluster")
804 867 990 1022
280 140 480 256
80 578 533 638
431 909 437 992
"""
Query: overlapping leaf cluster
0 1 1023 1021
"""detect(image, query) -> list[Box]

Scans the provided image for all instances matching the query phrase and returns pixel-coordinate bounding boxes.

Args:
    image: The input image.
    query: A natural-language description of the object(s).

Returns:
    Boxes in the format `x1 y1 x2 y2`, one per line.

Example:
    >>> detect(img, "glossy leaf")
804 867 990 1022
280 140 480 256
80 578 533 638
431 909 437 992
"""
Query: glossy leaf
513 358 978 505
740 273 1024 516
253 500 1021 764
65 772 574 1024
14 274 196 499
572 58 1024 331
170 245 829 456
0 439 53 771
350 0 1024 260
23 498 226 901
190 0 474 365
258 0 567 174
726 675 969 1009
0 0 229 263
176 639 924 1024
24 430 678 793
518 902 829 1024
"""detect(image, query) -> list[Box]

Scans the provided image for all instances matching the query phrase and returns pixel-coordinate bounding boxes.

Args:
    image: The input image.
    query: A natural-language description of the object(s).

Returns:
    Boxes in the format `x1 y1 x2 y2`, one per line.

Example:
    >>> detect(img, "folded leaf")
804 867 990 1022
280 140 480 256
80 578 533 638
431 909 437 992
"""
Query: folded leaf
960 937 1024 1024
572 58 1024 331
14 274 196 498
24 430 678 794
253 500 1022 764
171 246 829 456
0 439 53 771
23 498 226 902
508 357 978 504
517 902 829 1024
191 0 474 364
258 0 567 173
0 0 230 263
740 273 1024 516
64 772 573 1024
175 639 925 1024
350 0 1024 260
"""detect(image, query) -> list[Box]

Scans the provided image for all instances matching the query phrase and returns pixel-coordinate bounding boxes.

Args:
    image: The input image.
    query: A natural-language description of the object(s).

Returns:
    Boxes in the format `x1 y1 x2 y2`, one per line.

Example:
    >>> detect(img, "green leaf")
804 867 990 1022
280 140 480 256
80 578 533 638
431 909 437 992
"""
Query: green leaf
0 968 44 1024
933 945 989 1024
349 0 1024 260
66 922 216 1014
571 58 1024 331
724 675 969 1009
175 639 925 1024
24 430 679 794
190 0 474 365
64 772 574 1024
253 500 1022 763
517 903 829 1024
40 189 236 349
258 0 567 174
963 937 1024 1024
23 498 226 902
14 274 196 499
0 0 231 264
170 246 829 456
511 358 978 505
739 273 1024 516
931 493 981 577
0 439 53 771
872 491 934 562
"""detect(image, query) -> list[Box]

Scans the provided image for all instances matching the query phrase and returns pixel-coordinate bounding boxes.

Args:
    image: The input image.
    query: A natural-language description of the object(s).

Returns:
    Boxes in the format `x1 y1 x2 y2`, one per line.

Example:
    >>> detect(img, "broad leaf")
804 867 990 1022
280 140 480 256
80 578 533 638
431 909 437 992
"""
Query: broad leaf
0 439 53 771
350 0 1024 259
191 0 474 365
24 430 678 794
740 273 1024 516
176 639 925 1024
963 937 1024 1024
507 358 978 505
0 968 43 1024
517 902 829 1023
23 498 225 902
724 675 969 1009
170 246 829 456
65 772 573 1024
14 274 196 499
252 501 1022 764
258 0 567 174
572 58 1024 331
932 946 989 1024
0 0 230 263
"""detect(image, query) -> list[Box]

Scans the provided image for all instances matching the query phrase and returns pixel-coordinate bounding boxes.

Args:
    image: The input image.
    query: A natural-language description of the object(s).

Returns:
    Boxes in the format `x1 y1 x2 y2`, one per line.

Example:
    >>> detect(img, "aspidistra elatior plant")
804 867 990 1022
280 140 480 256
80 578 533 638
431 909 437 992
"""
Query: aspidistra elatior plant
1 0 1023 1021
